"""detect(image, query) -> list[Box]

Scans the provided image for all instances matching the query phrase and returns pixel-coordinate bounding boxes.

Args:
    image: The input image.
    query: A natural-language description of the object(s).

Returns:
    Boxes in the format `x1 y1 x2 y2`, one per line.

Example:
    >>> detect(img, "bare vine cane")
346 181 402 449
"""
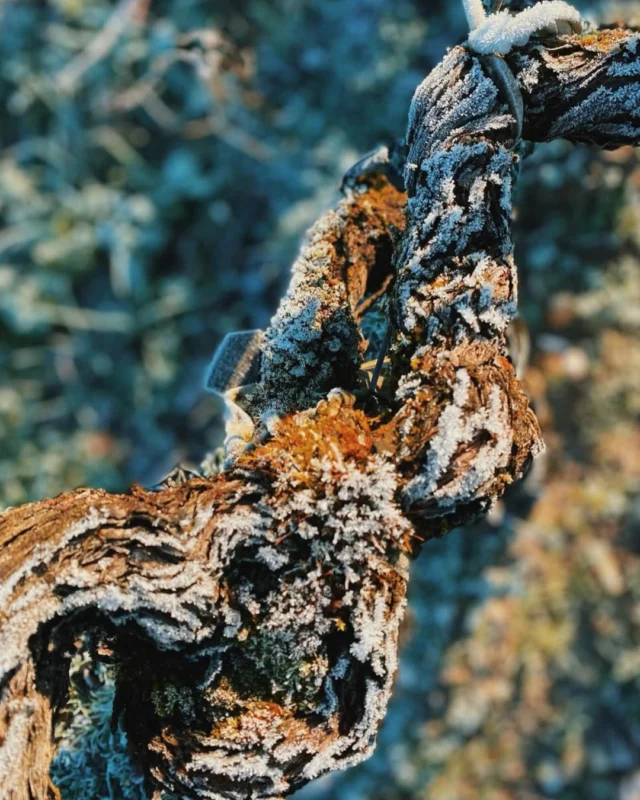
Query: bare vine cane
2 5 640 800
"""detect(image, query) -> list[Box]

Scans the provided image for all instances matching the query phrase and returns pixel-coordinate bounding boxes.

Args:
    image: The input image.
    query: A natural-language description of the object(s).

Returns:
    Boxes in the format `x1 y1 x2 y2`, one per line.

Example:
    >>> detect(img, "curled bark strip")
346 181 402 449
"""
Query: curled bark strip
0 25 638 800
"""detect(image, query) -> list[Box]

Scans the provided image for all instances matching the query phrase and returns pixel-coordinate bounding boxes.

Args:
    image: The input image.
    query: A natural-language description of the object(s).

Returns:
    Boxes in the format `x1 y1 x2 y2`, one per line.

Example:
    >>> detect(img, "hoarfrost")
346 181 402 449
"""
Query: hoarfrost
468 2 582 56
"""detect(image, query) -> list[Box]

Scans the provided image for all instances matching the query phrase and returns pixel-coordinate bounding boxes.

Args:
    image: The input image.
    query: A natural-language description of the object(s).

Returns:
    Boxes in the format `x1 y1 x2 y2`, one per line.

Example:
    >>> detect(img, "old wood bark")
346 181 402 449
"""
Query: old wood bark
1 23 640 800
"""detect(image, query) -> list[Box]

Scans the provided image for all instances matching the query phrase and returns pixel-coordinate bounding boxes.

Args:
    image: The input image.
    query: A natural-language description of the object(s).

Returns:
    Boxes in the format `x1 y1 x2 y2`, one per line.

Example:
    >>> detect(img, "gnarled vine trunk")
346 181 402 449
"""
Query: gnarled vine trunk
1 22 640 800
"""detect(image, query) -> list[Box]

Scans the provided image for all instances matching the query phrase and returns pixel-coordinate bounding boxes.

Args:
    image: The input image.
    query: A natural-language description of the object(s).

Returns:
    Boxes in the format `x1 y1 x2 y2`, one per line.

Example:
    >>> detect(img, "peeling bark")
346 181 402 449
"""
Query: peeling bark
1 25 639 800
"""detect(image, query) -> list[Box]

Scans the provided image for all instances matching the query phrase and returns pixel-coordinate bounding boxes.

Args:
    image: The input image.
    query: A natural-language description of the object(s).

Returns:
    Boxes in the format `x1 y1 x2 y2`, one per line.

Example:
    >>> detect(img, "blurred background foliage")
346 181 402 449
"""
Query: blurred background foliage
1 0 640 797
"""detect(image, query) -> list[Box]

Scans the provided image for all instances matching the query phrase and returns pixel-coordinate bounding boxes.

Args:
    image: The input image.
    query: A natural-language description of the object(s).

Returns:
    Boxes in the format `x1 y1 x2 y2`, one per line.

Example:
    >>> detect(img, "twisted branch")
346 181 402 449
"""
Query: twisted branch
1 22 640 800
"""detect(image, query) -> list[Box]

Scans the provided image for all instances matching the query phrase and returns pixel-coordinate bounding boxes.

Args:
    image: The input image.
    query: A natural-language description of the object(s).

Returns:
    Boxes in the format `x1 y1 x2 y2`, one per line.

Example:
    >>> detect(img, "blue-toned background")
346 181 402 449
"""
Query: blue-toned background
2 1 640 798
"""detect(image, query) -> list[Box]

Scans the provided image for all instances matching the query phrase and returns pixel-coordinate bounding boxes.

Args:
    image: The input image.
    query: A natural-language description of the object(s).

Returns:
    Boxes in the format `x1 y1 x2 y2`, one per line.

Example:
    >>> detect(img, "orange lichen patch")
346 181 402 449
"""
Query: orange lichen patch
578 28 631 52
244 404 375 476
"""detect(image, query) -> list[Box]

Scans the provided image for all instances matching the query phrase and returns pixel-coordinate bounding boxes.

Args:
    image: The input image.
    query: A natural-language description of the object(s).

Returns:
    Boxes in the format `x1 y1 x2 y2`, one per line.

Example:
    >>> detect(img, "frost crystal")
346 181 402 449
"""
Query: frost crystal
462 0 488 32
468 2 582 56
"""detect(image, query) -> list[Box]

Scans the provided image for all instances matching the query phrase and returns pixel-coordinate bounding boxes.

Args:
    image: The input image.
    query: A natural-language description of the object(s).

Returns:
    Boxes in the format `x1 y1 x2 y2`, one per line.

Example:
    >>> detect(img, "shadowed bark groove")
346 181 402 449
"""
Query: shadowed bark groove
1 25 639 800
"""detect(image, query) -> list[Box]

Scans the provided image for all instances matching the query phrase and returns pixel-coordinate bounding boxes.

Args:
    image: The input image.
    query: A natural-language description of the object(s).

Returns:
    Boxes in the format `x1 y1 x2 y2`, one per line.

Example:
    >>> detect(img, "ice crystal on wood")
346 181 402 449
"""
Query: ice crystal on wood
468 2 582 56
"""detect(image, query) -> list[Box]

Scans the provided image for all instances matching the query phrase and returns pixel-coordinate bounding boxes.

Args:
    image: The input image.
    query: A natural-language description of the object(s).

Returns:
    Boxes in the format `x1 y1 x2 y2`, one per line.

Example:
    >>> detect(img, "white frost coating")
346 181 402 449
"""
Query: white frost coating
550 82 640 140
350 593 388 674
397 37 523 342
0 545 222 673
188 750 280 781
468 2 582 56
260 196 363 416
408 368 471 494
209 507 269 568
301 738 351 782
129 529 187 553
59 583 211 645
403 374 516 511
519 56 542 91
5 578 51 613
406 54 501 172
257 545 290 569
430 385 512 506
0 593 60 678
0 505 107 608
462 0 488 32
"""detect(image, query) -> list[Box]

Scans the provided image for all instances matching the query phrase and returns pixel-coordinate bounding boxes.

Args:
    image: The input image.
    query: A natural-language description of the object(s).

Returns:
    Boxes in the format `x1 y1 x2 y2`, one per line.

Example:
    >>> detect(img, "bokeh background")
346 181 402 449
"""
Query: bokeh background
1 0 640 797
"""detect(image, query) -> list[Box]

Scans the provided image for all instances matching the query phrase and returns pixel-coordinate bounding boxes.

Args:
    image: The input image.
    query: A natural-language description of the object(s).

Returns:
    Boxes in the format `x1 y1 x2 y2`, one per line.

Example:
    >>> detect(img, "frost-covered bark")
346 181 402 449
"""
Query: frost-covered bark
1 23 640 800
260 168 406 416
510 27 640 145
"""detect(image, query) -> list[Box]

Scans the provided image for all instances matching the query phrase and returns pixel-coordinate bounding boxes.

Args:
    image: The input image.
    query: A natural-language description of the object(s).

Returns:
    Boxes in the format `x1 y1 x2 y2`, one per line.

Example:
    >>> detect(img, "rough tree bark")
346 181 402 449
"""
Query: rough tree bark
1 20 640 800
